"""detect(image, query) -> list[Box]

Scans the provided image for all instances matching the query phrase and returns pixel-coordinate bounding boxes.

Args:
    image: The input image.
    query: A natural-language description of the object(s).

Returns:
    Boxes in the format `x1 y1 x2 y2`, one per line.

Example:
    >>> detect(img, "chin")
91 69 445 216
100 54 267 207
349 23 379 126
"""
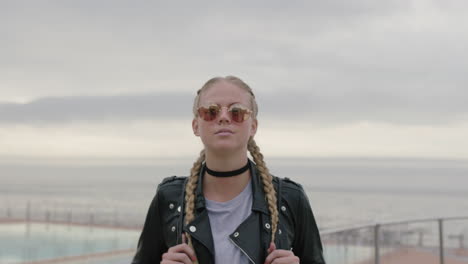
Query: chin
206 142 246 154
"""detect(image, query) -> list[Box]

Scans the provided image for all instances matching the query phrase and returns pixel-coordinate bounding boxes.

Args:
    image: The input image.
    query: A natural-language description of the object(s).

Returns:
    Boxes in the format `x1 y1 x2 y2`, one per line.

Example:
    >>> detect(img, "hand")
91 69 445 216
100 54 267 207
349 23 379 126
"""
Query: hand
264 243 300 264
161 233 197 264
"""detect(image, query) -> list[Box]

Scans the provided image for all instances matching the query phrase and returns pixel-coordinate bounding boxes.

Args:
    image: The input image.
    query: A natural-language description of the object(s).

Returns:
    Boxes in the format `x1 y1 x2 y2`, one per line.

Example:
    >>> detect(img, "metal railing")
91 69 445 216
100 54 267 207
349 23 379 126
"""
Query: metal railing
1 200 144 229
320 216 468 264
0 201 142 264
3 201 468 264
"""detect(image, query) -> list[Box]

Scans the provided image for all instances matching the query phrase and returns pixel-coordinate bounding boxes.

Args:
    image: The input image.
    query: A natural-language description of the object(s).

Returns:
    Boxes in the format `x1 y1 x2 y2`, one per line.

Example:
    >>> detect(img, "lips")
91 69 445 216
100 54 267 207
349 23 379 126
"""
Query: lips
215 128 234 134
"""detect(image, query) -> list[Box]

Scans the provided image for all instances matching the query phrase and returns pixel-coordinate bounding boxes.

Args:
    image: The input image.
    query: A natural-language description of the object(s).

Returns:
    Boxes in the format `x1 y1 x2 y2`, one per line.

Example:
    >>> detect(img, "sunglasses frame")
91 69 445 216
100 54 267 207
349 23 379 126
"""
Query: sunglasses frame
197 103 253 123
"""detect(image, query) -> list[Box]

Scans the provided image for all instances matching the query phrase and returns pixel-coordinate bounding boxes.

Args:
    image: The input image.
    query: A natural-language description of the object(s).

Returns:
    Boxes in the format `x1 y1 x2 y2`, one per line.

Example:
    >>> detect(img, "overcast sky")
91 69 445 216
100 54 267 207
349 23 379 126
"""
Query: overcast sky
1 0 467 162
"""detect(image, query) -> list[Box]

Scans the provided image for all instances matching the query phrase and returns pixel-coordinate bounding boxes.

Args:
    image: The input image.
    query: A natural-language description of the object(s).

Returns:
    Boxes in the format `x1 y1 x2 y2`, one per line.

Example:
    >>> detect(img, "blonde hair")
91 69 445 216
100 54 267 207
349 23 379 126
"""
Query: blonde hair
192 76 258 118
185 76 279 254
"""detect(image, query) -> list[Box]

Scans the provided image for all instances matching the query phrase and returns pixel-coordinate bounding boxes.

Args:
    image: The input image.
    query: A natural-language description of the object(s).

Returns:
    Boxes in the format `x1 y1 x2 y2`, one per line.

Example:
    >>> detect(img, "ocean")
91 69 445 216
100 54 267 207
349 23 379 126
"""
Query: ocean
1 157 467 231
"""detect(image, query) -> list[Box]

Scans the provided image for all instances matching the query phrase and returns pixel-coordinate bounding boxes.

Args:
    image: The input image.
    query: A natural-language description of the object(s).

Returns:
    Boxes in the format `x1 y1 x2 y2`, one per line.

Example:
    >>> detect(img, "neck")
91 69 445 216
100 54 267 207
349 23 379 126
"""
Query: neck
202 150 251 202
205 161 249 177
204 148 249 171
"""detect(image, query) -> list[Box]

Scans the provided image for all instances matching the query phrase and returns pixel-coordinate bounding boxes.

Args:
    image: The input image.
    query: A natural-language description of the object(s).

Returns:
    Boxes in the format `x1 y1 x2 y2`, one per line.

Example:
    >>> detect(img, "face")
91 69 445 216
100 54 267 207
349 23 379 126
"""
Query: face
192 80 257 154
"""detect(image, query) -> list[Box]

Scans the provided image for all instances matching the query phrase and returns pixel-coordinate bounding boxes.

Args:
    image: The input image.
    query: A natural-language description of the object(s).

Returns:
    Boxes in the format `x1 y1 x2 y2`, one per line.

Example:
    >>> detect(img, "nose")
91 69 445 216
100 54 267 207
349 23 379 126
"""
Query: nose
217 106 231 124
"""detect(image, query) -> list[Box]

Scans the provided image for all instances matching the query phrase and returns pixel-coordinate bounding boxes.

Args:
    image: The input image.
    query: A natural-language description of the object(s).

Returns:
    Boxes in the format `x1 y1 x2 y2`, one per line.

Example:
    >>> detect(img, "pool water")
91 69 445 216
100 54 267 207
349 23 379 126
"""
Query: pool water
0 222 140 264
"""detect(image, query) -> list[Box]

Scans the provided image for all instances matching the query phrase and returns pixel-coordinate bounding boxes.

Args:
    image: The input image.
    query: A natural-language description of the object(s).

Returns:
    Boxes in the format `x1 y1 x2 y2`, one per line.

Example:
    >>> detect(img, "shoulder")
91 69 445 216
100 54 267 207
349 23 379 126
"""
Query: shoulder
272 175 310 210
149 176 187 213
153 176 187 203
273 175 305 192
274 176 307 200
157 175 187 190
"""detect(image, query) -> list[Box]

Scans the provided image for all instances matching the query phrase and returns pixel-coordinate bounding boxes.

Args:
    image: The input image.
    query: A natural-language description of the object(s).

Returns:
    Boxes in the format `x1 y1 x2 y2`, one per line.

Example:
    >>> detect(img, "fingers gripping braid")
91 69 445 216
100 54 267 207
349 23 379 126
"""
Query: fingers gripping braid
248 138 279 244
184 150 205 263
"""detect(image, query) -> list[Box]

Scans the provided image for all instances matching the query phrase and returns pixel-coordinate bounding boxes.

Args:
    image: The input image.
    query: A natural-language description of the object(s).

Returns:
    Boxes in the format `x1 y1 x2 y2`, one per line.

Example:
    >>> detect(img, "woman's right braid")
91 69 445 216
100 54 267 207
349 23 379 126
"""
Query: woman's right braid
184 150 205 225
247 138 279 244
184 149 205 263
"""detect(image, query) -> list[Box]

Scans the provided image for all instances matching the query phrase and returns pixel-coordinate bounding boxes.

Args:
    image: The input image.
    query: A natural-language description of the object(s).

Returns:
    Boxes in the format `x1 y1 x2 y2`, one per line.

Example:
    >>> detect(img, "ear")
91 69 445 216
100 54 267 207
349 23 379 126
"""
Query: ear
250 118 258 137
192 118 200 137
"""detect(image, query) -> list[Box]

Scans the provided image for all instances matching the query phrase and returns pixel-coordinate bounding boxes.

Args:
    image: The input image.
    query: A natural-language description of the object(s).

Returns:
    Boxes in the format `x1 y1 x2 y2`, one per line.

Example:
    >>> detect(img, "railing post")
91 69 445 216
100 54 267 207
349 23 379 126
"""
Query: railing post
45 210 50 230
89 212 94 231
67 210 72 230
439 219 444 264
374 224 380 264
26 201 31 237
26 201 31 222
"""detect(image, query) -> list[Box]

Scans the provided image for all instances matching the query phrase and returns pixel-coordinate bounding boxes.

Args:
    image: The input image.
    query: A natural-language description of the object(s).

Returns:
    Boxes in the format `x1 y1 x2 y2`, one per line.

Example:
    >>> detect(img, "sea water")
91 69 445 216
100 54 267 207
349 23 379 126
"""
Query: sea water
1 157 467 230
1 157 468 263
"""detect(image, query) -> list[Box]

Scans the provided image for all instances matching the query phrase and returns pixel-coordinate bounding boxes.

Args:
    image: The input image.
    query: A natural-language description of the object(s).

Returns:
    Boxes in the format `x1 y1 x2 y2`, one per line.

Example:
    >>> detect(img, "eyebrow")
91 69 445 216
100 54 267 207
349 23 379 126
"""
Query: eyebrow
204 102 244 107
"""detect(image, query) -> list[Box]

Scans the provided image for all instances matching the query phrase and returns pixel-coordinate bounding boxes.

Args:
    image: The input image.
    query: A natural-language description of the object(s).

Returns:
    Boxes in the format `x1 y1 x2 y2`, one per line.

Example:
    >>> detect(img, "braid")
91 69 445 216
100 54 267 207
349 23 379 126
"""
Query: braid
248 138 278 244
184 149 205 263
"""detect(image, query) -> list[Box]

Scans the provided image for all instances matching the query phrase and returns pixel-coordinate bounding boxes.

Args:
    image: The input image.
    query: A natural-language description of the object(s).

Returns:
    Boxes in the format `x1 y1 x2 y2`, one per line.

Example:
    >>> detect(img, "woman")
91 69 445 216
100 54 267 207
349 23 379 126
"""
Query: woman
132 76 325 264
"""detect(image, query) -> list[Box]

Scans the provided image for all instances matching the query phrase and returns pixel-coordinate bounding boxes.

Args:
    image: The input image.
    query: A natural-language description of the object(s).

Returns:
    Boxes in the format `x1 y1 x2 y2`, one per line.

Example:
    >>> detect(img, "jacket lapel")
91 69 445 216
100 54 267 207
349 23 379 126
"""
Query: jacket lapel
184 209 215 264
184 160 271 264
229 160 271 264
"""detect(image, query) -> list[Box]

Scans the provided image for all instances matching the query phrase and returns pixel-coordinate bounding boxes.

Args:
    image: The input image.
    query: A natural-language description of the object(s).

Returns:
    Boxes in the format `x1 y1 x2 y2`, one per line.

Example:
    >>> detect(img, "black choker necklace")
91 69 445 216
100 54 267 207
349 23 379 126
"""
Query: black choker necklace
205 161 250 177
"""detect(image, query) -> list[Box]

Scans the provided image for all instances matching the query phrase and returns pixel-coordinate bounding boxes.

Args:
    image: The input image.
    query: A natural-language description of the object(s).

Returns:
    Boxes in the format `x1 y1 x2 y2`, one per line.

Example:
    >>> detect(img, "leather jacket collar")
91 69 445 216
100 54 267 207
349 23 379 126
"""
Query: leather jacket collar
194 159 270 215
131 160 326 264
185 159 271 264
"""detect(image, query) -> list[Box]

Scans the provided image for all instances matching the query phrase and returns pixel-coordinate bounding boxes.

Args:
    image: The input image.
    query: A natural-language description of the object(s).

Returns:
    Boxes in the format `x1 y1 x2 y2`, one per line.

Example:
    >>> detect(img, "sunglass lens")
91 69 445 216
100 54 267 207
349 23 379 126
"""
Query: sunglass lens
230 107 243 122
198 105 219 121
198 105 250 122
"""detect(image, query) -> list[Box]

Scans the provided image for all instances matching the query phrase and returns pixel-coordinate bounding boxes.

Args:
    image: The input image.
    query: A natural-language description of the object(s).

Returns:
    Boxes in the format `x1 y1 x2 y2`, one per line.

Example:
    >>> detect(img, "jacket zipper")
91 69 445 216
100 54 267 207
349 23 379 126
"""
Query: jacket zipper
229 237 256 264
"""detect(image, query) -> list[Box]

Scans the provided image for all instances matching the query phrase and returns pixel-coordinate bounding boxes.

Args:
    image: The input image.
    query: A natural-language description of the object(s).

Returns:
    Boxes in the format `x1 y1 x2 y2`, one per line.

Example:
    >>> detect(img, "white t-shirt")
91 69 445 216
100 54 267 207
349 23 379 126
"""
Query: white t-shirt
205 180 253 264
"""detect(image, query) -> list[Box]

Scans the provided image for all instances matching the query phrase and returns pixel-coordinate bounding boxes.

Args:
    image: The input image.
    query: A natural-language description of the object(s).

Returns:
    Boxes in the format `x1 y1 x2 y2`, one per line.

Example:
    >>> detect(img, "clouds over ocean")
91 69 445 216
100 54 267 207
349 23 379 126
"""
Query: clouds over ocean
1 88 467 125
1 1 468 160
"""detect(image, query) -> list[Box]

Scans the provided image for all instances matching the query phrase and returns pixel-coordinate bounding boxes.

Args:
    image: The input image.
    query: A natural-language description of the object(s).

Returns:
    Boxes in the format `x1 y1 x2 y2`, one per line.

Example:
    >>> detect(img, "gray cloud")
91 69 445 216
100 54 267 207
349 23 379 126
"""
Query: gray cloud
0 93 193 123
1 1 468 125
1 89 466 125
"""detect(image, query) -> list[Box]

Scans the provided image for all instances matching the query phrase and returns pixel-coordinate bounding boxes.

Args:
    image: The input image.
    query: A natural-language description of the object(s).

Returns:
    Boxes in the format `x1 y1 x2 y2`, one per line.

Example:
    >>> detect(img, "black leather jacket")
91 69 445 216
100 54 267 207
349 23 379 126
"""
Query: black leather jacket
132 161 325 264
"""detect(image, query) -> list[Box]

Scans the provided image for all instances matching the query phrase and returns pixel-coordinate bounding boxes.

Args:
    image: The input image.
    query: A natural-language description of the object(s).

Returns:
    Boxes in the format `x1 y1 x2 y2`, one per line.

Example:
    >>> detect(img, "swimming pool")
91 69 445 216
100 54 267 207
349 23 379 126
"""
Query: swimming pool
0 221 140 264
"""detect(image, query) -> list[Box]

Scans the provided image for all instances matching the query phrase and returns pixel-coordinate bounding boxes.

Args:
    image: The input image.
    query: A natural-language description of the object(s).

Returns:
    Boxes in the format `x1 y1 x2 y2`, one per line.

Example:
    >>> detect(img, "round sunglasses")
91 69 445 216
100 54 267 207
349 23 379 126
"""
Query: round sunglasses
197 104 252 123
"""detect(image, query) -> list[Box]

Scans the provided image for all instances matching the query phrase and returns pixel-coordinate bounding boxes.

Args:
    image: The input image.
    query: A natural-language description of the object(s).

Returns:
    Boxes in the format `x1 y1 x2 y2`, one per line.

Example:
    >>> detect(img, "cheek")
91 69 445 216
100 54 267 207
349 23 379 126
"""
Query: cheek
197 123 213 140
240 123 255 140
245 121 256 136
